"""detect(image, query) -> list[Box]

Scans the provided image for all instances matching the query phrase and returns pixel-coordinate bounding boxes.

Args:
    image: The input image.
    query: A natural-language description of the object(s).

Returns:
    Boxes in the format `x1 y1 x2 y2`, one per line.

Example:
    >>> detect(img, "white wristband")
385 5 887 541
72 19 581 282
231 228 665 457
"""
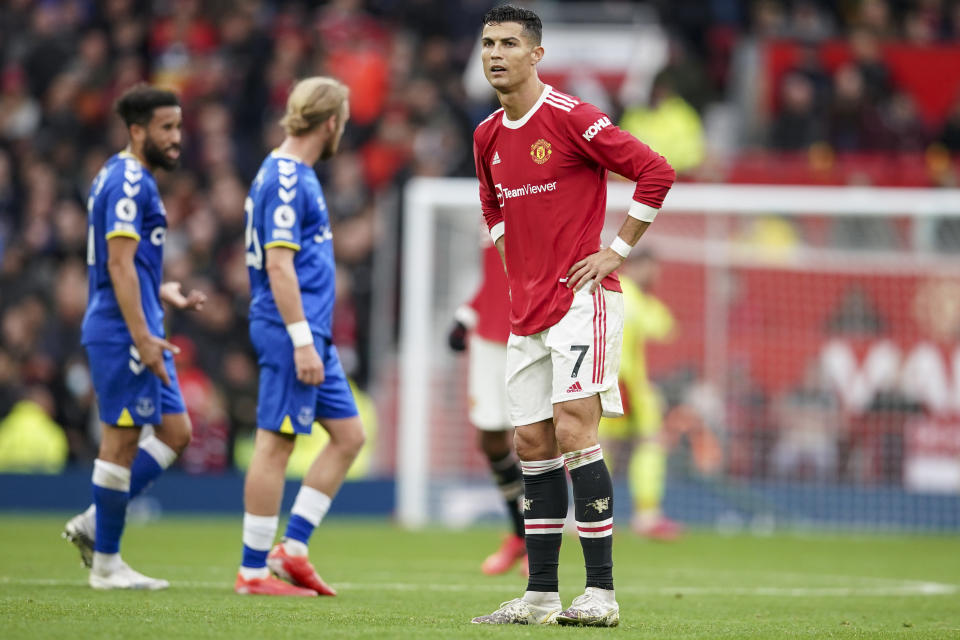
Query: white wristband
628 200 659 223
286 320 313 348
454 304 478 330
609 236 633 259
489 221 505 244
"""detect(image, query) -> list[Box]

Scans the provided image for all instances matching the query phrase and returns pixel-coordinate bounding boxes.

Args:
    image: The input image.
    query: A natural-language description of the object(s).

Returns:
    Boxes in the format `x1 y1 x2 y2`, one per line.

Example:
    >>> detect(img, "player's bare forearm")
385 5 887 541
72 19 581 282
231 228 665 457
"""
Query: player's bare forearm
265 246 325 384
495 236 506 274
108 236 177 384
107 239 150 344
616 217 651 247
265 247 307 326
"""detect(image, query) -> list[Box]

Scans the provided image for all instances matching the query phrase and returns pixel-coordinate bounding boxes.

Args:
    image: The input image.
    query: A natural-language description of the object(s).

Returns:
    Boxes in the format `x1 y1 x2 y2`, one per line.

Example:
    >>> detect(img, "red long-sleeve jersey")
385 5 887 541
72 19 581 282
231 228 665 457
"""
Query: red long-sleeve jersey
460 239 511 344
473 84 675 336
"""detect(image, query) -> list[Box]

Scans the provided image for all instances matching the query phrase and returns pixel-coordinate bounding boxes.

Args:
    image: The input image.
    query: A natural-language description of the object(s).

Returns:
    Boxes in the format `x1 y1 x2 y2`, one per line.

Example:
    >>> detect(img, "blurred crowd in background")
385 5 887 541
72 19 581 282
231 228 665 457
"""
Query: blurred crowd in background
0 0 959 475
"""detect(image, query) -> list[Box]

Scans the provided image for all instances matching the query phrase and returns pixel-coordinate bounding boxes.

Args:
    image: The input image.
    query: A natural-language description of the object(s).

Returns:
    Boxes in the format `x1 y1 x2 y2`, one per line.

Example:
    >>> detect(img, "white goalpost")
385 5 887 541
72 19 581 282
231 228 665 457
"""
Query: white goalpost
397 178 960 530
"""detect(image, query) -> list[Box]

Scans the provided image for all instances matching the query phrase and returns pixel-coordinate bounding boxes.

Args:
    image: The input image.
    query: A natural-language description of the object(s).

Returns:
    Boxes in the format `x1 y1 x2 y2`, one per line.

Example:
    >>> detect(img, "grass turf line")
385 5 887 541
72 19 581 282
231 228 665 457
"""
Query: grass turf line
0 515 958 638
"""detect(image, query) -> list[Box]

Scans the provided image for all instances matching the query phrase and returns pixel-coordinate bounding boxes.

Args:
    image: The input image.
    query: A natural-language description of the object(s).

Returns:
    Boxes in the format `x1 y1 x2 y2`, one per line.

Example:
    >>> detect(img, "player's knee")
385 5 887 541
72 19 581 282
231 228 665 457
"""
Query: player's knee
170 424 192 454
478 429 511 459
157 413 194 454
334 421 365 458
513 429 551 461
555 421 597 454
256 429 296 461
98 426 141 466
98 443 138 468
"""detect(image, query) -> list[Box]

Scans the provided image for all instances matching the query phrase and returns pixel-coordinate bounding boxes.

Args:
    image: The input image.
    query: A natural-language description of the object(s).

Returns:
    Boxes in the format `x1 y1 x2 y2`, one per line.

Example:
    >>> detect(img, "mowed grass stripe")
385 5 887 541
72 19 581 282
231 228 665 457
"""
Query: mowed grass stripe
2 575 956 597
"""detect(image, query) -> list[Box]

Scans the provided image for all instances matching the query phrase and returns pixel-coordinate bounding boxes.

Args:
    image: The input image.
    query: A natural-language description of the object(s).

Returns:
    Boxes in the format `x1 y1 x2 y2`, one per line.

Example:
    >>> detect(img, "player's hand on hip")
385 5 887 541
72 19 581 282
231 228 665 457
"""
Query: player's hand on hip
160 281 208 311
136 335 180 386
565 248 625 293
294 344 325 386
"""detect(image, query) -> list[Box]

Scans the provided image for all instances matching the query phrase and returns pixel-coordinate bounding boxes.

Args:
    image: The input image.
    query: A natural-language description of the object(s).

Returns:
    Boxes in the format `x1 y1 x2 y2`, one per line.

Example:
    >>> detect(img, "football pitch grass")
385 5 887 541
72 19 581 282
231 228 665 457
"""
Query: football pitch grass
1 515 958 639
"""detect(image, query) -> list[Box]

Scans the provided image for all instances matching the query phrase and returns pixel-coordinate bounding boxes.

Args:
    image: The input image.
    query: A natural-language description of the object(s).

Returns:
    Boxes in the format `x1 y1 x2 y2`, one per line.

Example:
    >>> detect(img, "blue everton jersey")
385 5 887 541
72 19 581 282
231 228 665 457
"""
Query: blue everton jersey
81 152 167 345
246 151 337 338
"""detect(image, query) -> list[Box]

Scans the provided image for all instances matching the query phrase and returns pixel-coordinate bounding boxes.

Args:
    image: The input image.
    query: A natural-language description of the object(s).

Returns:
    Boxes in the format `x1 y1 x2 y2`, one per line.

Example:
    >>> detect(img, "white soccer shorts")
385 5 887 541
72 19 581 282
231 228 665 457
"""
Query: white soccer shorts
506 286 624 426
468 334 511 431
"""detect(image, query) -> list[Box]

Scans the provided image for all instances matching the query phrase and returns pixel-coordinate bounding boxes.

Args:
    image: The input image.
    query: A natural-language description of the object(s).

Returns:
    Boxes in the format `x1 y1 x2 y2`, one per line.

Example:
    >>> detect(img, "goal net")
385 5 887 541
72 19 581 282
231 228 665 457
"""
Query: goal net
396 178 960 532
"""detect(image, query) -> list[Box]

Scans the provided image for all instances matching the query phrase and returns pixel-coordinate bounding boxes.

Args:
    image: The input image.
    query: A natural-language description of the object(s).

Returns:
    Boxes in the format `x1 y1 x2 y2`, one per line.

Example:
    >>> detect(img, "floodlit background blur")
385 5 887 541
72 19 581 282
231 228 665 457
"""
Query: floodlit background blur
0 0 959 531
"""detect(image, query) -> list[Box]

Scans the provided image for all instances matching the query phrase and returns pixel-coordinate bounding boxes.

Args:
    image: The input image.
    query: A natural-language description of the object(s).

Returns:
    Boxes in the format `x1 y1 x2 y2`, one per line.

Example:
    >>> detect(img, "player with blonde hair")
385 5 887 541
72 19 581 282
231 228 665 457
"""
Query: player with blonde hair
235 76 365 597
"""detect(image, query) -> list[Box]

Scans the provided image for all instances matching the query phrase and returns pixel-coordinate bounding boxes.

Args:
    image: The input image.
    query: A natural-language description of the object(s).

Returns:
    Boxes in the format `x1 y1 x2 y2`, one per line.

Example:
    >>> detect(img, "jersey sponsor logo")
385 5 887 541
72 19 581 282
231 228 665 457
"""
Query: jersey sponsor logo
272 228 294 241
314 225 333 244
115 197 138 222
522 497 533 511
113 221 137 235
273 204 296 228
135 397 155 417
150 227 166 246
495 180 558 207
529 138 552 164
582 116 612 141
492 151 501 165
566 381 583 393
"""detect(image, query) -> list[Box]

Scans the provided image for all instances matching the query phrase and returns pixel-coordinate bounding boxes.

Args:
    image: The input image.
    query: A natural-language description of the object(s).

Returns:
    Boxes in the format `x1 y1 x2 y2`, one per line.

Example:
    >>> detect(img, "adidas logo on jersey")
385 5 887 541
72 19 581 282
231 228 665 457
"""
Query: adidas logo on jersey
566 381 583 393
492 151 501 165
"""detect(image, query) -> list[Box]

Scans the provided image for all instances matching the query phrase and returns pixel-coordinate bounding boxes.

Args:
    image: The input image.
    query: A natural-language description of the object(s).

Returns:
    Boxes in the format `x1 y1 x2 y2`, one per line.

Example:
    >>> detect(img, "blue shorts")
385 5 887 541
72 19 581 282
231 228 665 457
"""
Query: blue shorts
85 342 186 427
251 319 359 435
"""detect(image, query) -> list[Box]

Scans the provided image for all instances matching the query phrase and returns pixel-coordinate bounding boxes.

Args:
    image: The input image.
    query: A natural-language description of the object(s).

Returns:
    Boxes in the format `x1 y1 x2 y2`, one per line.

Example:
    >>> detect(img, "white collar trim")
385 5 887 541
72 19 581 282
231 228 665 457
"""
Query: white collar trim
271 149 306 164
501 84 552 130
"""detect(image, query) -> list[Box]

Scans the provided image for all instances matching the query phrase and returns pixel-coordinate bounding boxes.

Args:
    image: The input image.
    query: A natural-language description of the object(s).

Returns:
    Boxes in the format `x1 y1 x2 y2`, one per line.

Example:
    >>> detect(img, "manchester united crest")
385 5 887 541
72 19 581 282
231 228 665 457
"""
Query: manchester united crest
530 138 552 164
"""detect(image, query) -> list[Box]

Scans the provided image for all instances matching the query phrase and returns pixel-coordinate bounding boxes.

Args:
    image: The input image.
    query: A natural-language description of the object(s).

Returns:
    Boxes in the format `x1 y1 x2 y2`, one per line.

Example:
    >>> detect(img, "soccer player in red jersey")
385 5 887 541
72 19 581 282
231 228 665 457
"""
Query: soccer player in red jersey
448 236 527 576
469 5 675 627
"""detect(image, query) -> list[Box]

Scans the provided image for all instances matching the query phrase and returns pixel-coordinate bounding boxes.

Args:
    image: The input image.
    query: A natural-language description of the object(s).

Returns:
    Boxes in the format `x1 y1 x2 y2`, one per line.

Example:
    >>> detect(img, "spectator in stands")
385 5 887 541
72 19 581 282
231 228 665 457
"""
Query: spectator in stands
828 64 885 151
0 65 41 142
857 0 896 40
882 92 929 151
938 94 960 152
0 386 69 473
769 72 825 150
656 35 712 114
620 75 705 174
751 0 788 39
903 8 937 45
770 361 842 481
849 28 892 102
788 42 832 111
785 1 834 41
